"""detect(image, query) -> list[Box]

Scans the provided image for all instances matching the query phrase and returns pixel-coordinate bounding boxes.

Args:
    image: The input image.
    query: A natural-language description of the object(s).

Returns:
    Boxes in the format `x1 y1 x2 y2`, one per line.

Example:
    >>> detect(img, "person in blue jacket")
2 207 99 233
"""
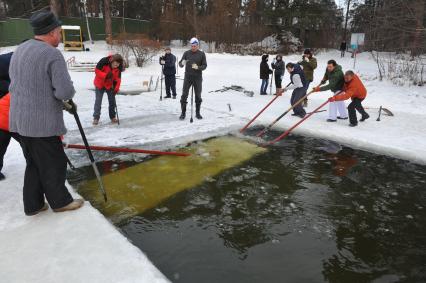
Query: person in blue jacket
159 47 177 99
282 63 308 118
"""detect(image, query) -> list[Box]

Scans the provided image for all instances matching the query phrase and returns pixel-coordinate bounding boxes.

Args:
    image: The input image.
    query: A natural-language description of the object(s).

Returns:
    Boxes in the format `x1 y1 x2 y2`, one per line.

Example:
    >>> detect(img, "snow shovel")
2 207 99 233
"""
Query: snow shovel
63 100 108 202
365 107 394 117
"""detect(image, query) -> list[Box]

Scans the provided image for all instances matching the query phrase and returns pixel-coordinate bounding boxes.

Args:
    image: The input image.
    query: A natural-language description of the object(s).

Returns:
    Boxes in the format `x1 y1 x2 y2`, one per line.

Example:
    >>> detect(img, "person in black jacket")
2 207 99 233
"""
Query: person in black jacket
178 38 207 120
271 55 285 95
0 52 12 97
340 41 347 58
159 47 177 99
260 54 273 95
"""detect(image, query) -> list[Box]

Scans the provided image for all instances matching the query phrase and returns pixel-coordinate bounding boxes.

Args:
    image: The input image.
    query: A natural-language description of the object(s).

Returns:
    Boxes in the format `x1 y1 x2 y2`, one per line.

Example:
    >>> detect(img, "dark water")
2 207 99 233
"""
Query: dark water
68 132 426 283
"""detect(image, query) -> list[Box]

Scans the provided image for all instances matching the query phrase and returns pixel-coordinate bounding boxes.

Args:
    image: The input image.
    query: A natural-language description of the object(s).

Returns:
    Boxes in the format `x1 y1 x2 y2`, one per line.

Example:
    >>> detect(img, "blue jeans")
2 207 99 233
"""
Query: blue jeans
260 79 268 94
93 88 116 120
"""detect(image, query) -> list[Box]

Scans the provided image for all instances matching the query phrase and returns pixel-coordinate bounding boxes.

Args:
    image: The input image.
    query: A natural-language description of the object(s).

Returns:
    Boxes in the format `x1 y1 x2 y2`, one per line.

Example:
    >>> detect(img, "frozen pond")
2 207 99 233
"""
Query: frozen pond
69 132 426 283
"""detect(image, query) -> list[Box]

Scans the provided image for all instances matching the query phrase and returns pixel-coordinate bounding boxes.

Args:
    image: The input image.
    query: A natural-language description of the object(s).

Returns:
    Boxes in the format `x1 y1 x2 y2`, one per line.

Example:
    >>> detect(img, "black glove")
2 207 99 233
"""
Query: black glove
63 100 77 114
106 71 113 80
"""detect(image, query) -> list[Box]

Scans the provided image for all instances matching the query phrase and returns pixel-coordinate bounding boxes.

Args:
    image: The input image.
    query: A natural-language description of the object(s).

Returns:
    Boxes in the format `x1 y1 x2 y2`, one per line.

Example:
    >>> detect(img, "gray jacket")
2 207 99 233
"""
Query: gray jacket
179 49 207 77
9 39 75 137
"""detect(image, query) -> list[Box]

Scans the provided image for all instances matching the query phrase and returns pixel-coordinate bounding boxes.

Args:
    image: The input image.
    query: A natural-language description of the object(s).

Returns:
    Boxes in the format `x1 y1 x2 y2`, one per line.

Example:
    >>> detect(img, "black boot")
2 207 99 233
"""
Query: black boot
195 103 203 120
179 102 186 120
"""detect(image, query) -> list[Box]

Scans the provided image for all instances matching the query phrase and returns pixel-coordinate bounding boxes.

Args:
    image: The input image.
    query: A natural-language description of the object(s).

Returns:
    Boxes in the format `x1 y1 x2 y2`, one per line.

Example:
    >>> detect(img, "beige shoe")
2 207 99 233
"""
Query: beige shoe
93 119 99 125
53 199 84 213
25 203 49 216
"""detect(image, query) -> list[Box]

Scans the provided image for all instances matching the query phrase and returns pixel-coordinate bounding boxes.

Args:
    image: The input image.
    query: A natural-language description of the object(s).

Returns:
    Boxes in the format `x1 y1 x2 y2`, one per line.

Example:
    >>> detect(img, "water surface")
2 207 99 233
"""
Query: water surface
69 132 426 283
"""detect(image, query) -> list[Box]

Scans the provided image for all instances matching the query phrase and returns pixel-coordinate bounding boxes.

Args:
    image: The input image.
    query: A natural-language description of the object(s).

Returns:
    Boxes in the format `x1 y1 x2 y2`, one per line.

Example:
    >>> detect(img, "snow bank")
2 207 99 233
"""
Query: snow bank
0 41 425 282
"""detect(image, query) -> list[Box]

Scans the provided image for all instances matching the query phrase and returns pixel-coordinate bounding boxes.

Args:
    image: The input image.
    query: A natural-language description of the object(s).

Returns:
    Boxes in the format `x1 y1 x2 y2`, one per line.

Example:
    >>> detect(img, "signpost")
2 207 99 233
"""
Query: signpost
350 33 365 68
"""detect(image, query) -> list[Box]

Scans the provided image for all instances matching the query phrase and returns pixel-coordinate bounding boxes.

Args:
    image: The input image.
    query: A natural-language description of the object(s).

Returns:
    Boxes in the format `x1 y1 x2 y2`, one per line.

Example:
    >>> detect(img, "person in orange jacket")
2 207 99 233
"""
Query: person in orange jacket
0 92 20 181
93 54 124 125
328 70 369 127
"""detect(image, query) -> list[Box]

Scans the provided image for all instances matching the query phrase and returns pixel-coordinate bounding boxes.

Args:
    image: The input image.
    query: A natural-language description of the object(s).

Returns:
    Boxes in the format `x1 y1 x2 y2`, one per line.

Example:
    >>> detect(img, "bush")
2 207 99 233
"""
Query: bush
372 51 425 86
112 33 161 67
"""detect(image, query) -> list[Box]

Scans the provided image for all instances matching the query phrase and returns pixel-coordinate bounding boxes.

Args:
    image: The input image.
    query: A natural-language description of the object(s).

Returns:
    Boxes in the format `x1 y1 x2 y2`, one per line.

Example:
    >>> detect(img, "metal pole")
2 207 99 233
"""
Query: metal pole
63 100 107 202
82 0 93 44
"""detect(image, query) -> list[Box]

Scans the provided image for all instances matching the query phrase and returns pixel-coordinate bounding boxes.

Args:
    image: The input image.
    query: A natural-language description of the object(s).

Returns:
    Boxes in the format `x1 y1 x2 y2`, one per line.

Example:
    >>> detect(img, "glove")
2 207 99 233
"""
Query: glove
192 63 199 70
179 60 186 68
328 96 336 102
106 71 113 80
313 86 321 92
63 100 77 114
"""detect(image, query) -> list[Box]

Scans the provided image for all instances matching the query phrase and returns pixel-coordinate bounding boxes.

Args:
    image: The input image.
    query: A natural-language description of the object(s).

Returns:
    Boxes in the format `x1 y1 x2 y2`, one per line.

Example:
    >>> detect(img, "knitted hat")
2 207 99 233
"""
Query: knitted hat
30 11 62 36
190 37 199 45
303 48 312 55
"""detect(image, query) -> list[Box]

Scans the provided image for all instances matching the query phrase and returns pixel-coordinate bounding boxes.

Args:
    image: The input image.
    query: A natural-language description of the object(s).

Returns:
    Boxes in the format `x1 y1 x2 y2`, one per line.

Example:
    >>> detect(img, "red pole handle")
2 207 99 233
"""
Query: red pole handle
239 94 281 133
265 99 330 146
64 144 191 157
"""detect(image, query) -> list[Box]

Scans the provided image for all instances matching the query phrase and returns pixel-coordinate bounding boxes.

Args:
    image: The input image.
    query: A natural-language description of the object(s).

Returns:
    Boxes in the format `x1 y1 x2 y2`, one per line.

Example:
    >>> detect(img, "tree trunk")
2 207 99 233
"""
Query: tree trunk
104 0 113 43
411 0 425 57
63 0 69 17
50 0 60 17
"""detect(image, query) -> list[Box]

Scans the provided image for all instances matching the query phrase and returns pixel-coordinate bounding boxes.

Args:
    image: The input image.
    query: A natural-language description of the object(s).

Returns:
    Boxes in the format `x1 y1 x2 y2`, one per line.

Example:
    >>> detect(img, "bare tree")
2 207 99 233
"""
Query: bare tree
104 0 113 43
50 0 60 17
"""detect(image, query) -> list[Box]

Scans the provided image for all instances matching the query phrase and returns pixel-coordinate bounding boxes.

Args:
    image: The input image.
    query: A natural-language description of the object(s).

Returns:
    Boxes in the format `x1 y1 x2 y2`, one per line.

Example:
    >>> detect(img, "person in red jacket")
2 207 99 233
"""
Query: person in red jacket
328 70 369 127
93 54 124 125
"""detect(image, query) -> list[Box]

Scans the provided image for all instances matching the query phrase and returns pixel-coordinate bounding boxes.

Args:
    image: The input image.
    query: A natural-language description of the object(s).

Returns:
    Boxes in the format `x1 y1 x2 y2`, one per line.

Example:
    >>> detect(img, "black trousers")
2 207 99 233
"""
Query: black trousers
20 136 73 214
181 75 202 104
290 87 307 116
275 73 282 89
348 98 368 125
164 75 177 97
0 130 20 172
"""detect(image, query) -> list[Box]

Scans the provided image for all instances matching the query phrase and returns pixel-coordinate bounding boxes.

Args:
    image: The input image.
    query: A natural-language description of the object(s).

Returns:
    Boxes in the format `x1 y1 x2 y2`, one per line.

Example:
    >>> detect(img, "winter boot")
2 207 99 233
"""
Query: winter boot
360 113 370 122
53 199 84 213
93 119 99 126
179 102 187 120
195 103 203 120
0 172 5 181
25 202 49 216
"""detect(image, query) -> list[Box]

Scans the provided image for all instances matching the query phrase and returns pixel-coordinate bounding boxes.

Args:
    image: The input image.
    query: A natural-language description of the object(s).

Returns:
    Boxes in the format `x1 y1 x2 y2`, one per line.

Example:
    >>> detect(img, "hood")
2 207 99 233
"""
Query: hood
292 64 303 74
261 54 268 62
332 64 342 73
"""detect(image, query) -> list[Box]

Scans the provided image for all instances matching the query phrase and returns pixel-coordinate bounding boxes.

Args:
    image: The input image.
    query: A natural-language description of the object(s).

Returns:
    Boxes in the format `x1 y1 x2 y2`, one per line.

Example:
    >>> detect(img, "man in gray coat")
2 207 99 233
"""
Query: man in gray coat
178 37 207 120
9 11 83 216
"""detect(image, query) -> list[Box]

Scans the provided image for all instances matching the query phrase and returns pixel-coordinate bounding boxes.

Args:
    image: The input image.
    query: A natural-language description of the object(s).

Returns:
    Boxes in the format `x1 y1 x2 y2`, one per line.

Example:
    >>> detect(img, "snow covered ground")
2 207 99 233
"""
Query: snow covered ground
1 41 425 282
